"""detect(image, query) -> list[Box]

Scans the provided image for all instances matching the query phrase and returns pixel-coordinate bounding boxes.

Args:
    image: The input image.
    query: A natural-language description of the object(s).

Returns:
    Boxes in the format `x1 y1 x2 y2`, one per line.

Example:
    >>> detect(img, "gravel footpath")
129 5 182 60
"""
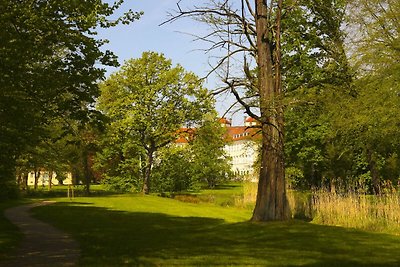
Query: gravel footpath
0 201 80 267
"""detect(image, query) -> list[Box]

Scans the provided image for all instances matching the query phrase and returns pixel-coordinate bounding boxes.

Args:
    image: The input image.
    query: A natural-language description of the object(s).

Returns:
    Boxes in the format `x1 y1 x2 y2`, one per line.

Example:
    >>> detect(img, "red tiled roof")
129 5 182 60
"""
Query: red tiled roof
175 136 189 144
174 118 260 144
245 117 257 123
218 117 231 125
175 128 195 144
224 126 260 142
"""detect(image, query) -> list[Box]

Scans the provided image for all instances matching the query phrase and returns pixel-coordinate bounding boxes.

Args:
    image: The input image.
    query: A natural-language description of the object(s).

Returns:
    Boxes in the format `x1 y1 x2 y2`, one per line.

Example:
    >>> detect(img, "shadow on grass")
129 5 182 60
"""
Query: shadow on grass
33 202 400 267
0 213 22 261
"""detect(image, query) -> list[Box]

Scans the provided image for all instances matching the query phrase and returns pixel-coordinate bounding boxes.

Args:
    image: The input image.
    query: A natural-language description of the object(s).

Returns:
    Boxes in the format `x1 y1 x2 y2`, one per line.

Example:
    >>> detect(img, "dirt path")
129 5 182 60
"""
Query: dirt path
0 201 80 267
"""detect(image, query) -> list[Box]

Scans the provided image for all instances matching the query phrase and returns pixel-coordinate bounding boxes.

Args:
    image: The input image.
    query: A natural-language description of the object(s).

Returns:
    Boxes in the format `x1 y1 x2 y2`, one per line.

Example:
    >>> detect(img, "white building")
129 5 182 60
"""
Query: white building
27 171 73 186
219 117 260 181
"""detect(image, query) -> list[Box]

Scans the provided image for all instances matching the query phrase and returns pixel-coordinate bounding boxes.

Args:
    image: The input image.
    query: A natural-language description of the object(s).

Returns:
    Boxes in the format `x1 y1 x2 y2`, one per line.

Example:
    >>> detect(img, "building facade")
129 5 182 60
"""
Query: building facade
26 171 73 186
219 117 259 181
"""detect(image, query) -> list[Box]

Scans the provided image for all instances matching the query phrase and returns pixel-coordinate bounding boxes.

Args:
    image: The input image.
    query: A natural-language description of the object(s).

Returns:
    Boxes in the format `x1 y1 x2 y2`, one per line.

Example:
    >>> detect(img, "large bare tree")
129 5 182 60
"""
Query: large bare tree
252 0 288 221
165 0 290 221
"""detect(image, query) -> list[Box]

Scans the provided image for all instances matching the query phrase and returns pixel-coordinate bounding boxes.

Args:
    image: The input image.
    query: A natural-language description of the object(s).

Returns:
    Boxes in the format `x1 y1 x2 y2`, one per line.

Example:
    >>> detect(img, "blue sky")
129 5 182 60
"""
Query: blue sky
97 1 243 124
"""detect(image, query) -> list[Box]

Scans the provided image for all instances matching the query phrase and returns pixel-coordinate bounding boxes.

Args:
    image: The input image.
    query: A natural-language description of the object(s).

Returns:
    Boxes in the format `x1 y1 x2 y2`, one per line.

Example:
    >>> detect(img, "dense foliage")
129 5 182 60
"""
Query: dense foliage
284 0 400 193
0 0 141 198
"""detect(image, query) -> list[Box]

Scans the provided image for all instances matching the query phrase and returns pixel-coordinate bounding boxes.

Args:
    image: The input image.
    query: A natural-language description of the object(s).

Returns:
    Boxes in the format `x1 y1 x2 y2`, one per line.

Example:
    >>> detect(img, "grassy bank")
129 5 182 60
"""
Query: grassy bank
31 194 400 266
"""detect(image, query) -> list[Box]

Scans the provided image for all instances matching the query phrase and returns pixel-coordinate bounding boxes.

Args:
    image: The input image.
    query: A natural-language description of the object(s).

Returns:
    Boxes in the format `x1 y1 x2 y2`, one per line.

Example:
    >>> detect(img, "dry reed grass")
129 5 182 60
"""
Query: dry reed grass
312 190 400 233
240 181 400 233
240 182 258 205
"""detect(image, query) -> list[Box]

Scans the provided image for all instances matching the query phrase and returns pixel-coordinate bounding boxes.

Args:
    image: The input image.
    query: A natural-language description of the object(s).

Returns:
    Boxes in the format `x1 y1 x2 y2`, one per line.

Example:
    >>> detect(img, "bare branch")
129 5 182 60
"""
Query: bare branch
241 0 257 50
223 79 260 121
220 100 239 119
244 0 255 18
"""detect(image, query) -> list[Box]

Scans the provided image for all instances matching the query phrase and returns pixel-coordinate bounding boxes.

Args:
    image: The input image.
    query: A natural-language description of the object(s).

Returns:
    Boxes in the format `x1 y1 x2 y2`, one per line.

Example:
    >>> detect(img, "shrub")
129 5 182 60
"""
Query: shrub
152 147 198 193
102 175 141 193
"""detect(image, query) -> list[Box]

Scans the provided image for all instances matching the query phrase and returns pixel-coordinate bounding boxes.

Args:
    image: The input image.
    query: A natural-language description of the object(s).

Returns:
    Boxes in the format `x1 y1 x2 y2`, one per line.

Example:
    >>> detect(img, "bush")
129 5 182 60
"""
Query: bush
286 167 306 190
102 175 142 193
152 147 198 193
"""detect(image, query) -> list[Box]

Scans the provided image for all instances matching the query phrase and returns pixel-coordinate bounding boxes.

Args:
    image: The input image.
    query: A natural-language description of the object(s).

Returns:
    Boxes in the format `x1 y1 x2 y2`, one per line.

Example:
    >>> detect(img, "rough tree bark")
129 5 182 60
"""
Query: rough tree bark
22 173 28 190
251 0 289 221
34 169 40 190
83 150 91 196
48 170 53 190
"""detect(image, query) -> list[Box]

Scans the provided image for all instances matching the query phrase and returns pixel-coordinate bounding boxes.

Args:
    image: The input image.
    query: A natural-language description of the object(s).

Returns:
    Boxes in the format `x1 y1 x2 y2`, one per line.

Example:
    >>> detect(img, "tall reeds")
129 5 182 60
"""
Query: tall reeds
312 190 400 233
240 182 400 234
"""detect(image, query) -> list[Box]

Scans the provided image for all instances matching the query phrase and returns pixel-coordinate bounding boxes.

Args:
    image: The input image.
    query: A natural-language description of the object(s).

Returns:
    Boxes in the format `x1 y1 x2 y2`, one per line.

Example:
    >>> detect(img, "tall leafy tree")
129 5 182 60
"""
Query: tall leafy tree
347 0 399 78
152 146 196 193
151 113 231 193
285 0 400 194
151 113 231 192
0 0 141 197
328 0 400 194
328 83 400 194
191 113 232 188
98 52 212 194
283 0 352 191
94 124 144 192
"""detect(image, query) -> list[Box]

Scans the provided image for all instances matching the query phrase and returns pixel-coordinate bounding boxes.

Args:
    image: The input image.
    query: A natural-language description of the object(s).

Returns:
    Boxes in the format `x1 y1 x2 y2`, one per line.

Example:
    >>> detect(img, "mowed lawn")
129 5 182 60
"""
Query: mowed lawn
23 194 400 266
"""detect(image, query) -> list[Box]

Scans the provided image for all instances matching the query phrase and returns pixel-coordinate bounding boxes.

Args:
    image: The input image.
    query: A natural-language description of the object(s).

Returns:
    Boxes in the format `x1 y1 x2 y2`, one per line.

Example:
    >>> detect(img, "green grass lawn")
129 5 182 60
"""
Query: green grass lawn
27 194 400 266
172 183 246 207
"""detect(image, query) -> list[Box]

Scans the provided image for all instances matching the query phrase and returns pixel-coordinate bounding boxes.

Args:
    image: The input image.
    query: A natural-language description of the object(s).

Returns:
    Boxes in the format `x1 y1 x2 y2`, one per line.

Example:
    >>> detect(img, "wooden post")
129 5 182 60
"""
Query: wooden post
68 184 74 200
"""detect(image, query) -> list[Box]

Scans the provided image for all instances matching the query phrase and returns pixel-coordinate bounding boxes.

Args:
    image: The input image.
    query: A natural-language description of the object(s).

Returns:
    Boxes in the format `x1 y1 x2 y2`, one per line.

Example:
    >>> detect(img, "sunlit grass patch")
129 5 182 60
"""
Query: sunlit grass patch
32 194 400 266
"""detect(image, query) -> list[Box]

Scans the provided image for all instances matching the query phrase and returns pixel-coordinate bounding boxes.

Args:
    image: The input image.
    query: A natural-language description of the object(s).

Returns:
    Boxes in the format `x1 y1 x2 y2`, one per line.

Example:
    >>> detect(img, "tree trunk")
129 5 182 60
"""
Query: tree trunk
34 169 40 190
83 151 91 196
143 149 154 195
48 170 53 190
22 173 28 190
17 173 22 187
366 149 380 195
251 0 289 221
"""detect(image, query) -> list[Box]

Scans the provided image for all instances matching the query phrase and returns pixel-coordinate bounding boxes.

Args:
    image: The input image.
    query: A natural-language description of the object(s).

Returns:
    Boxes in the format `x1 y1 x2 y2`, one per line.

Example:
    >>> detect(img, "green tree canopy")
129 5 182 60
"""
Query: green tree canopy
284 0 400 193
191 113 232 188
0 0 141 197
98 52 213 194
